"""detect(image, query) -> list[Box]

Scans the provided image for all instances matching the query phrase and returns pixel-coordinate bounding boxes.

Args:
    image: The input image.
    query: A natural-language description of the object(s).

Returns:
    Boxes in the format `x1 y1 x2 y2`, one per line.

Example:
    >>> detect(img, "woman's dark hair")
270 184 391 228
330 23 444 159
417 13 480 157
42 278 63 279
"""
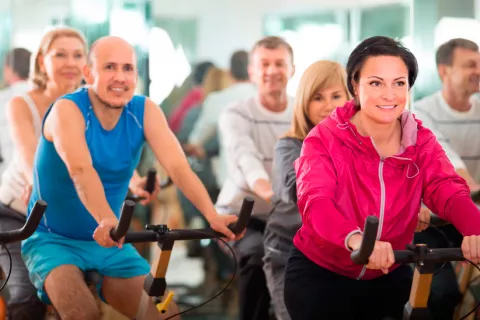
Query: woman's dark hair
193 61 215 85
346 36 418 101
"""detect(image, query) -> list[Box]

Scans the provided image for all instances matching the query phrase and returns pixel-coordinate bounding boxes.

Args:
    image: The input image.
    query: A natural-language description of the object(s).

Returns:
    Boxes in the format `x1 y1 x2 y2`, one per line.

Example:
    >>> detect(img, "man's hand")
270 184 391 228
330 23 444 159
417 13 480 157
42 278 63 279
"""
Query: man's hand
183 144 206 159
93 217 124 248
253 179 274 203
416 206 431 232
205 212 244 241
129 173 160 205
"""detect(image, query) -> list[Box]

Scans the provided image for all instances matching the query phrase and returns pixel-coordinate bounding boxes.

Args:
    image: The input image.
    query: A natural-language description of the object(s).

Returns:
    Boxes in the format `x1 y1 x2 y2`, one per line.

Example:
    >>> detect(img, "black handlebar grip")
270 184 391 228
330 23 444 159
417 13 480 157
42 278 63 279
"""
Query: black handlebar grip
159 177 173 189
21 200 47 238
229 197 254 235
110 200 136 242
350 216 379 265
145 168 157 194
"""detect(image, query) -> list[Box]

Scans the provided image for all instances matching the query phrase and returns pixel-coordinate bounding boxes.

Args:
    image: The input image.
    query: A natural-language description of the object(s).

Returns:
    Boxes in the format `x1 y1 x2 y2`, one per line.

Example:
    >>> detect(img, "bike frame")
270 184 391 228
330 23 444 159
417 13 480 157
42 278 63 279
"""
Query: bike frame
352 216 466 320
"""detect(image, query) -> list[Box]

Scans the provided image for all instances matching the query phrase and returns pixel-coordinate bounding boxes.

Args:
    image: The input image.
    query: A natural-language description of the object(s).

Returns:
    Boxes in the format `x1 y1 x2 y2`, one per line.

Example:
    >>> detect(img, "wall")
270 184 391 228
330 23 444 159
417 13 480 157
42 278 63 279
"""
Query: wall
11 0 70 51
152 0 408 67
0 0 12 13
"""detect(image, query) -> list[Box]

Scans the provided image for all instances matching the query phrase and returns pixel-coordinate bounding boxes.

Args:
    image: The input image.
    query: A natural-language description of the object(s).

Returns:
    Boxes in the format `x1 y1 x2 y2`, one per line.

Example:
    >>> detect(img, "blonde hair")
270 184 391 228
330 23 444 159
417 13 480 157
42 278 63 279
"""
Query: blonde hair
30 26 88 90
285 60 350 140
202 67 230 99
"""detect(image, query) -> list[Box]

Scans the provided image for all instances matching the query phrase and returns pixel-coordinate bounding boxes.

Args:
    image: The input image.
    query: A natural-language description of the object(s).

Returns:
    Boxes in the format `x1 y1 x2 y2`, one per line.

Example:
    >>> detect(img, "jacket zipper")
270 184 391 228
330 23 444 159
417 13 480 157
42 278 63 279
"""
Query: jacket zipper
357 156 386 280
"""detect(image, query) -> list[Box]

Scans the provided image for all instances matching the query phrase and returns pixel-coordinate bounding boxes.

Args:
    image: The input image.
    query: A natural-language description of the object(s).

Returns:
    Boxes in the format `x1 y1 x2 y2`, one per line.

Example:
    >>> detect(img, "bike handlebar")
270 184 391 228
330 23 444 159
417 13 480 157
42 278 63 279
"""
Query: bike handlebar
145 168 173 190
351 216 464 265
110 197 254 242
0 200 47 244
130 168 173 203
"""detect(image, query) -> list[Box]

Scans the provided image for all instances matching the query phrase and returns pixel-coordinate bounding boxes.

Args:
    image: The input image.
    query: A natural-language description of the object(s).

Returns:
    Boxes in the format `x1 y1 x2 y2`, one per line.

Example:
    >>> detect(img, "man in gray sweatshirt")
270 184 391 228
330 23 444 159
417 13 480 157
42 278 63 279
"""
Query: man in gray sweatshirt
216 36 295 320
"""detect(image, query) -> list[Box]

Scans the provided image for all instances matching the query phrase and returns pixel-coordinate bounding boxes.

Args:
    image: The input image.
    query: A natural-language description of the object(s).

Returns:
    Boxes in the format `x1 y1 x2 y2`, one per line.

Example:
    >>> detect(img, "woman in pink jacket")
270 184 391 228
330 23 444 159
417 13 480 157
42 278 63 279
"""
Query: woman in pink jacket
283 36 480 320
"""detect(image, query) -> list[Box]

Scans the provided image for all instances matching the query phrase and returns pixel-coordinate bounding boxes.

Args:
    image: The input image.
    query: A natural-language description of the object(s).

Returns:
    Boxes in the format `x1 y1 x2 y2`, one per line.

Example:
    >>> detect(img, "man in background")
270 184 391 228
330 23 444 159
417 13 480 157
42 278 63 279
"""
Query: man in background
0 48 31 175
412 38 480 320
216 36 295 320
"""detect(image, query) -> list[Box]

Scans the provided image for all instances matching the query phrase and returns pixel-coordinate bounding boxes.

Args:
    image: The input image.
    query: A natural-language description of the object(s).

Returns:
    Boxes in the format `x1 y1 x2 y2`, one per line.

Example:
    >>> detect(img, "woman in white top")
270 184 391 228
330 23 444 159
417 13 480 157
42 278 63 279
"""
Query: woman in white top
0 26 88 319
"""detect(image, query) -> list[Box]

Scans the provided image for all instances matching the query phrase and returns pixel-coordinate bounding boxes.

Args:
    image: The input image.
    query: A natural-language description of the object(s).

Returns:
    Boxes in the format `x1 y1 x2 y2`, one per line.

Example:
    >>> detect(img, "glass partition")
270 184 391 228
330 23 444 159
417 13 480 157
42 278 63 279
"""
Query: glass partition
264 10 351 96
0 0 12 86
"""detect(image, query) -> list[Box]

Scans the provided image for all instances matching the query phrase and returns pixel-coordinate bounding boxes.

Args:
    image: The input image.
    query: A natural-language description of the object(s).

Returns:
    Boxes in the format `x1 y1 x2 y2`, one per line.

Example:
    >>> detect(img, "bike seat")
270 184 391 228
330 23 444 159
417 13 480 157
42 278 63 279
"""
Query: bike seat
84 270 103 285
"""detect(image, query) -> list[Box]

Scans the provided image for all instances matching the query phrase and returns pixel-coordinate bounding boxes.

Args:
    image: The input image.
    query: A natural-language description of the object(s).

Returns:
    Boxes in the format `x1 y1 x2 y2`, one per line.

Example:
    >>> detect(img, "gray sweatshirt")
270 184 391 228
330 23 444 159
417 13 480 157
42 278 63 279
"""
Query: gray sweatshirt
266 137 302 241
216 96 293 218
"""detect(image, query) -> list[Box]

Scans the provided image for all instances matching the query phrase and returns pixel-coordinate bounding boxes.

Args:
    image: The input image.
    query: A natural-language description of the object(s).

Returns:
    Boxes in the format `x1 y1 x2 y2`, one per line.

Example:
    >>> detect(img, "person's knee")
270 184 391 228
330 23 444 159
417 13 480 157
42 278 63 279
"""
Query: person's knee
60 302 100 320
53 290 100 320
44 265 99 319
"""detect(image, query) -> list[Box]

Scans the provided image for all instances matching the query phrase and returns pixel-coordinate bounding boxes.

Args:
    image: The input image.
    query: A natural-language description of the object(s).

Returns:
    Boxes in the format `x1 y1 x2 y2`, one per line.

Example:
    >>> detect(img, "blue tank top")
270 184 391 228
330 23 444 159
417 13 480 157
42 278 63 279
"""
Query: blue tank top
28 87 146 240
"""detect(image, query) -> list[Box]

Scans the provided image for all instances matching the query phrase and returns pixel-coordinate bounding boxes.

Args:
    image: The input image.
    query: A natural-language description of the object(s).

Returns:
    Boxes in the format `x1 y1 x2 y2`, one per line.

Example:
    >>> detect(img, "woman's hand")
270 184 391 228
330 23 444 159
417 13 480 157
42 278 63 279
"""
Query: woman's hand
461 235 480 264
366 241 395 274
416 206 431 232
347 235 395 274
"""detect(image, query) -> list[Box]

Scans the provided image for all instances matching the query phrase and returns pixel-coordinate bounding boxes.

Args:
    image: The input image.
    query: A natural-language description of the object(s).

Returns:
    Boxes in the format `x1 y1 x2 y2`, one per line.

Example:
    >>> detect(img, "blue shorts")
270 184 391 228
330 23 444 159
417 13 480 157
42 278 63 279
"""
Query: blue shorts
21 230 150 304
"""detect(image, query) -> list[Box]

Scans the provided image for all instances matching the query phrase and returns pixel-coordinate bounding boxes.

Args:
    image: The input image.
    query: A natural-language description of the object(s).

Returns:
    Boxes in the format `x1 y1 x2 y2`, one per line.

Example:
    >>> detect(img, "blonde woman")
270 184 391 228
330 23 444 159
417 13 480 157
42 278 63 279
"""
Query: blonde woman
263 60 350 320
0 26 88 319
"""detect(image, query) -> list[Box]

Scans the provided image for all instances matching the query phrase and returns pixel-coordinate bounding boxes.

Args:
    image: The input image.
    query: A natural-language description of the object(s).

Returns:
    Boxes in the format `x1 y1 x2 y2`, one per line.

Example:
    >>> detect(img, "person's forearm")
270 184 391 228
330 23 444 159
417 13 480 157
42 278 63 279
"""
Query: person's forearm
171 168 217 220
444 193 480 236
18 145 37 185
21 155 34 185
456 168 478 190
70 166 117 223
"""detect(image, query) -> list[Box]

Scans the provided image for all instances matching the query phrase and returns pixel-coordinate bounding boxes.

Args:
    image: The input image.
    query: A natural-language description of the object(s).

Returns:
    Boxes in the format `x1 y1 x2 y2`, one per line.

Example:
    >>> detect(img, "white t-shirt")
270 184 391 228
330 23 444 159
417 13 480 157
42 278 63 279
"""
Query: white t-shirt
412 91 480 181
0 81 31 175
0 94 41 214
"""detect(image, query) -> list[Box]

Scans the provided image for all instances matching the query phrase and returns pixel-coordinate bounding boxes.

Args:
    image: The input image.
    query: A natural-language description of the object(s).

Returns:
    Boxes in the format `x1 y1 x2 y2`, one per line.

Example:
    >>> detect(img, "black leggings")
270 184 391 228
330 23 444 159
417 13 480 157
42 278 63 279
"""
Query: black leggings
284 247 413 320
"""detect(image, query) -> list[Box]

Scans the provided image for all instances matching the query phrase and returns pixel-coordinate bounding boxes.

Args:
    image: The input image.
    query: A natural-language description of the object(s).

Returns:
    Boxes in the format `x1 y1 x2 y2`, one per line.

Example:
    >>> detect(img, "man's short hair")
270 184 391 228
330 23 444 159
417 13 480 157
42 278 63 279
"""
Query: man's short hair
251 36 294 63
4 48 31 80
230 50 249 81
436 38 479 66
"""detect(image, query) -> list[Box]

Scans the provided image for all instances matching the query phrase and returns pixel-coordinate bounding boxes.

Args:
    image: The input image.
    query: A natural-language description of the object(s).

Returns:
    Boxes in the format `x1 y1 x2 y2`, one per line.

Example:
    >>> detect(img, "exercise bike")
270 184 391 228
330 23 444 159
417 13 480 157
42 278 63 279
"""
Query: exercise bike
0 201 48 319
104 196 253 319
351 214 479 320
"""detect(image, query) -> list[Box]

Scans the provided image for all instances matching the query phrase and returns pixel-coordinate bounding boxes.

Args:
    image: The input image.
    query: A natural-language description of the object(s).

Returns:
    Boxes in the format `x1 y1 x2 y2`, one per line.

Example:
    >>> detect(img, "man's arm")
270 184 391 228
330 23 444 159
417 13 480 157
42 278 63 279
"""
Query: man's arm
143 98 237 240
413 108 479 189
218 106 273 202
44 99 117 226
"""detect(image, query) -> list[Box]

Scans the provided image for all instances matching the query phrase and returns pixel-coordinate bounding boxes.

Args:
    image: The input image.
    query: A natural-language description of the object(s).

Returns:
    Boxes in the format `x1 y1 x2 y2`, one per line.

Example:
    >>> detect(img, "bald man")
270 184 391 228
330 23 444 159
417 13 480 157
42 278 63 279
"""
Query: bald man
21 36 240 319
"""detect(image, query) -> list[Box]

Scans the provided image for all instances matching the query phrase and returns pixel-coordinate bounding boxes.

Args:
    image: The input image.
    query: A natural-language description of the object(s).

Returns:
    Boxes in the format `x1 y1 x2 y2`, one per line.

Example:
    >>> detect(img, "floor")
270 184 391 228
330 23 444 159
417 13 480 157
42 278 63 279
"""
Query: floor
165 241 239 320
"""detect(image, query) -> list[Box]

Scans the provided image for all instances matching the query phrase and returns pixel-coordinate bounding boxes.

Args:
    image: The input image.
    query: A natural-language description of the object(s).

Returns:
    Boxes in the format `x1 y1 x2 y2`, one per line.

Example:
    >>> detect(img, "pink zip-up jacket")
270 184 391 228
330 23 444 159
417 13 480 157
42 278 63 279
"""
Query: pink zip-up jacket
293 100 480 280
